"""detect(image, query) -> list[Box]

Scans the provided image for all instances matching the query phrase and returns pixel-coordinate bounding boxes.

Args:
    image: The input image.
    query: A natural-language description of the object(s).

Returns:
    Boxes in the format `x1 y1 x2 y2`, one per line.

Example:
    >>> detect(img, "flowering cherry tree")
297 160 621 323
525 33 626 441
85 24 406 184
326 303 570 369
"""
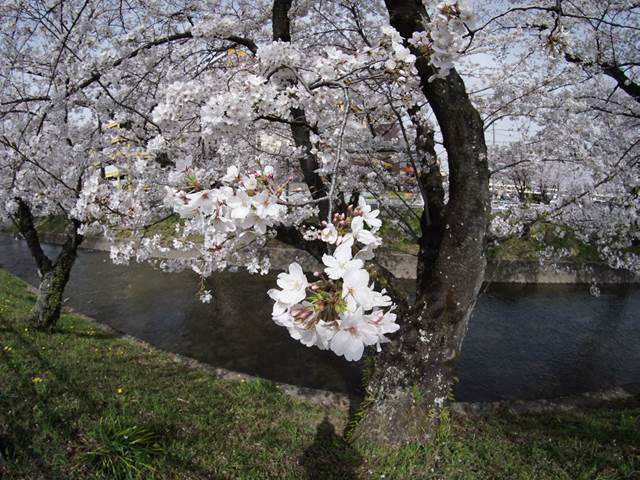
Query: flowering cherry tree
1 0 637 447
470 1 639 269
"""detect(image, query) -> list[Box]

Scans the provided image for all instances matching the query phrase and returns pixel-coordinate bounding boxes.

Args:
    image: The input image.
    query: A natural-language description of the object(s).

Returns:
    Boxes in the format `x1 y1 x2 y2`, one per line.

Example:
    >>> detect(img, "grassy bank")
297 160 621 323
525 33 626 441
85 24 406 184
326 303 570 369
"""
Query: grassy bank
377 212 605 262
0 269 638 479
1 214 610 263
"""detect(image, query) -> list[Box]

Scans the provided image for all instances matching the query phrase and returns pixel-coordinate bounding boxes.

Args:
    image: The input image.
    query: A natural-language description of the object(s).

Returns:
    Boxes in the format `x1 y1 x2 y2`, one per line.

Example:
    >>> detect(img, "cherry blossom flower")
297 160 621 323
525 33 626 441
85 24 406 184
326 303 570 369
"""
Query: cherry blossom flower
342 267 375 311
227 190 252 219
268 262 309 306
263 165 275 177
347 216 381 247
354 244 376 261
320 224 339 244
173 190 216 218
357 197 382 230
242 175 258 191
322 239 364 280
369 288 393 309
222 165 240 183
367 308 400 336
252 191 284 219
330 309 379 361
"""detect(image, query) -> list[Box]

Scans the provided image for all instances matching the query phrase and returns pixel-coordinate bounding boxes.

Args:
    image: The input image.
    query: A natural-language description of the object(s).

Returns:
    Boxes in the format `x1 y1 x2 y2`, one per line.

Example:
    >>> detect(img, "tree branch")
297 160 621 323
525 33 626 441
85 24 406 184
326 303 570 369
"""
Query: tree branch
272 0 331 221
10 198 53 275
565 52 640 104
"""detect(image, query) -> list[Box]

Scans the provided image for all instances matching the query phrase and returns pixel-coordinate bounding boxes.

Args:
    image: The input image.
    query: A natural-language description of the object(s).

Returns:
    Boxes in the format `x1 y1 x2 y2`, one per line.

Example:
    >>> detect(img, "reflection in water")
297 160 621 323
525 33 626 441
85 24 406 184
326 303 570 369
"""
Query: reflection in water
1 235 638 402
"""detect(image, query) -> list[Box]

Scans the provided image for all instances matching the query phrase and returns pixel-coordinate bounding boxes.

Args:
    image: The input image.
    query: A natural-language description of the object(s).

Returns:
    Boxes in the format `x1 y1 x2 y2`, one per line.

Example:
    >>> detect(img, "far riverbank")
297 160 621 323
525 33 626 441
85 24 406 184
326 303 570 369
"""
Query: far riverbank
27 231 640 284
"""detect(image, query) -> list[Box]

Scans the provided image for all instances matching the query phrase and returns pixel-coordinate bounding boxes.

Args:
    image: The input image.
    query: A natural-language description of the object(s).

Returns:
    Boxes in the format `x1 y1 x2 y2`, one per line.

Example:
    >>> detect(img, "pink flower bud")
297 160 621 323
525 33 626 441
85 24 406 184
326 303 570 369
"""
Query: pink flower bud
291 306 306 318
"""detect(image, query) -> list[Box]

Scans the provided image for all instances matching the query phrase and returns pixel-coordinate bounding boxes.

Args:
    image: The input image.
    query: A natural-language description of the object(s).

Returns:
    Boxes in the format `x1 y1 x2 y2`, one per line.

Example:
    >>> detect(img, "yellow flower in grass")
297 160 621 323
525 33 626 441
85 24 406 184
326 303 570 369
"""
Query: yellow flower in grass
3 346 12 352
116 387 124 395
32 376 44 384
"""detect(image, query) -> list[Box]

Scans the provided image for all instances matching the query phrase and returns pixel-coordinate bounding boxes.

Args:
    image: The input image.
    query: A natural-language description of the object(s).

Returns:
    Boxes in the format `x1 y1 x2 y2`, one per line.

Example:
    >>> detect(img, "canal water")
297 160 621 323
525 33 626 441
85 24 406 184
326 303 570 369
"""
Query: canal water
1 234 638 402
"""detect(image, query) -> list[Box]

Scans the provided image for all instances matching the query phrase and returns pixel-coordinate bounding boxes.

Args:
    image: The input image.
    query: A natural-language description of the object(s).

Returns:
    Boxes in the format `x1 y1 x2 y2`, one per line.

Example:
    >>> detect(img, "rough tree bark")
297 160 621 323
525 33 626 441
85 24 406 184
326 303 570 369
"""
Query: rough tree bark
351 0 491 446
11 199 83 329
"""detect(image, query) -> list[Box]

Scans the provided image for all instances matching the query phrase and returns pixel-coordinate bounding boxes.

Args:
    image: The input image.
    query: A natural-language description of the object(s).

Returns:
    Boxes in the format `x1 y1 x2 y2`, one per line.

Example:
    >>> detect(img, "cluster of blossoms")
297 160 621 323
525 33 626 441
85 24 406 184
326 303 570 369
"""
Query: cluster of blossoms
165 165 400 361
379 26 417 73
191 13 240 40
166 164 286 248
411 0 474 78
268 198 399 361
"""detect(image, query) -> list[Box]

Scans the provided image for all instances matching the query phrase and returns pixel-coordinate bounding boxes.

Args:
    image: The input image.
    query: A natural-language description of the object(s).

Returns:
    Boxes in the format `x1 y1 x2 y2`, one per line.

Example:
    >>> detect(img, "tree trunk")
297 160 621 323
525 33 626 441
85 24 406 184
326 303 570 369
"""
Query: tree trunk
11 199 52 276
31 222 82 329
351 273 485 446
31 253 76 329
272 0 335 221
11 198 82 329
351 0 491 446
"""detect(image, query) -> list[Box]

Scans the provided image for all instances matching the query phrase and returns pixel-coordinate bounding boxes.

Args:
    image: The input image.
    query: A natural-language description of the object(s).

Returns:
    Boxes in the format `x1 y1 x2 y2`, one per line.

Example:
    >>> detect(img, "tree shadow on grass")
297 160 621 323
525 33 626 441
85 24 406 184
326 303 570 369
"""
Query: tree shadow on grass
1 317 232 479
54 328 115 341
300 416 362 480
0 319 106 478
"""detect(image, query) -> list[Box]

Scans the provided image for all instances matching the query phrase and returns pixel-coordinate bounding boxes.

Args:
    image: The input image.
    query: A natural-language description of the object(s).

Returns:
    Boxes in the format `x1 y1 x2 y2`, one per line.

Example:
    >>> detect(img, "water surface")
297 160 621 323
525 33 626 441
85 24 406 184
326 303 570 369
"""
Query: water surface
1 234 638 402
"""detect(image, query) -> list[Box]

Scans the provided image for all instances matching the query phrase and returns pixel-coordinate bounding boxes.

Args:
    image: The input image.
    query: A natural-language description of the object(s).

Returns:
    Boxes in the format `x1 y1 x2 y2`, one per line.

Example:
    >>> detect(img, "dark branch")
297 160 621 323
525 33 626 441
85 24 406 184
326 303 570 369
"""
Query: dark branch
10 198 53 275
565 52 640 103
2 30 258 108
272 0 331 221
255 114 320 134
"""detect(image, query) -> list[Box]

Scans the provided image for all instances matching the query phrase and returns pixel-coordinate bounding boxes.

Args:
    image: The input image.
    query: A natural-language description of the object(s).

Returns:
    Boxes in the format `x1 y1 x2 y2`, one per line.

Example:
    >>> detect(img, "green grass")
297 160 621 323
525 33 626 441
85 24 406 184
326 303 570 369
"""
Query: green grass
379 210 422 255
113 215 185 242
143 215 182 241
0 215 183 243
488 221 602 263
84 414 165 479
0 216 68 236
34 216 69 235
377 210 604 262
1 269 638 479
